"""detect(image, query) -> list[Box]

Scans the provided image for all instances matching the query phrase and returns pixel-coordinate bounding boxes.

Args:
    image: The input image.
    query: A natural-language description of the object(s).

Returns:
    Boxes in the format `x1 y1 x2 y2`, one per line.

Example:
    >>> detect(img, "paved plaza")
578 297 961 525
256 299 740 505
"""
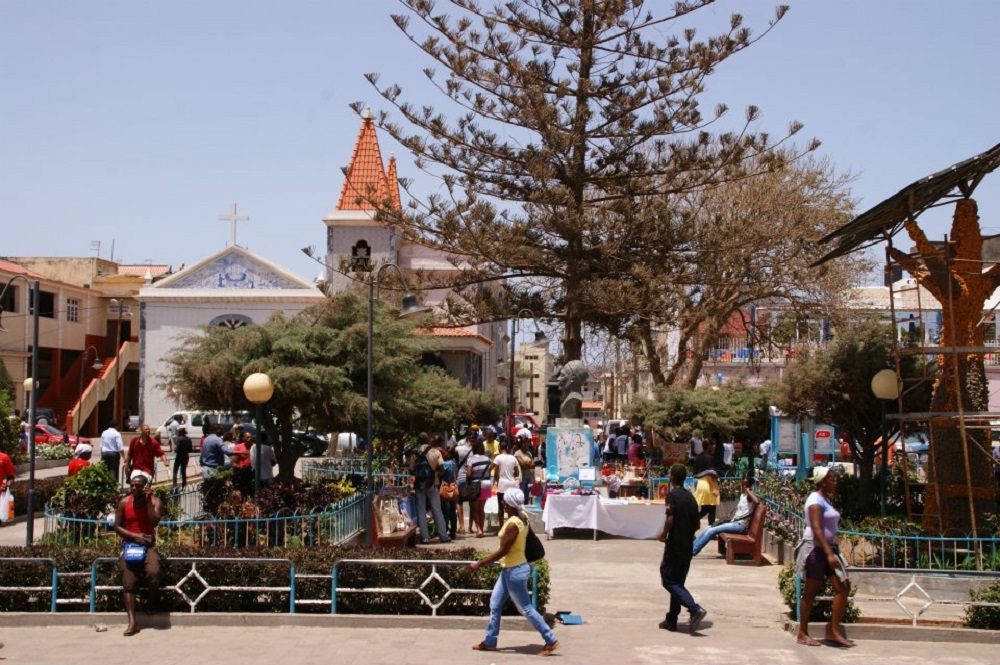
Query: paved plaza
2 457 997 663
2 524 998 664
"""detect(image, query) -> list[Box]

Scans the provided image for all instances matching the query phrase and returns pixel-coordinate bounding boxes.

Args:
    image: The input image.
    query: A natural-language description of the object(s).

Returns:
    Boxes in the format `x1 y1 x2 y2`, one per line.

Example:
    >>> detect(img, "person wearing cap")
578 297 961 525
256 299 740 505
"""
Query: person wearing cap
469 488 558 656
794 466 852 648
68 444 93 476
114 470 164 637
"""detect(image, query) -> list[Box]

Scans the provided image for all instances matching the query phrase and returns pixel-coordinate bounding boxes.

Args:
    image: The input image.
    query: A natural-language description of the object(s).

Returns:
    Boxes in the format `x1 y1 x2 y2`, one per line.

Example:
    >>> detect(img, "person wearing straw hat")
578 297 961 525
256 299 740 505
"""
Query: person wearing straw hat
794 466 853 648
469 488 558 656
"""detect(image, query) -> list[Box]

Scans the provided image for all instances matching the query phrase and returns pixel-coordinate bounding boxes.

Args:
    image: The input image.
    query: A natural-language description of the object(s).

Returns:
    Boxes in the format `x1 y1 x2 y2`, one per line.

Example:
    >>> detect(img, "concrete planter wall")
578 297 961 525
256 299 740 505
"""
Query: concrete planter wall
764 530 794 565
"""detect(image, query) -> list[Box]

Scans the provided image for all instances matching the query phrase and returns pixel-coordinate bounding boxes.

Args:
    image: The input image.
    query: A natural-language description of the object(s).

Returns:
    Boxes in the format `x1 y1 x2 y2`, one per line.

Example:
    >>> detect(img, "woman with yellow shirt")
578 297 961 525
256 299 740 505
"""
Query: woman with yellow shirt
469 489 559 656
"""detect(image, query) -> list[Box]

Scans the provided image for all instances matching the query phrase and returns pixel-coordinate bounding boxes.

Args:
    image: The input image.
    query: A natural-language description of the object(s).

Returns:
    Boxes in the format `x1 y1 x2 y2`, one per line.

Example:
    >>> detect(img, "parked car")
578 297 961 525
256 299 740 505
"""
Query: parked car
31 423 90 447
891 430 930 463
156 411 251 450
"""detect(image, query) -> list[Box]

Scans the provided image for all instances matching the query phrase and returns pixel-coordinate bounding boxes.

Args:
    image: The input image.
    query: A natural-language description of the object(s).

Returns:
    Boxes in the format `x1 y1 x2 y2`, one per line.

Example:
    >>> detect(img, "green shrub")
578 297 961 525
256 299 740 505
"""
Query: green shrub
8 477 64 517
50 464 120 517
777 562 860 623
0 544 550 616
965 580 1000 629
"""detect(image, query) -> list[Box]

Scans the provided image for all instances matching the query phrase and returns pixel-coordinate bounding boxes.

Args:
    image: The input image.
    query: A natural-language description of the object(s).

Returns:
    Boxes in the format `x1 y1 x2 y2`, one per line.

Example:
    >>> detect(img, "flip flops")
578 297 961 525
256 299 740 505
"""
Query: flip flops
796 637 822 646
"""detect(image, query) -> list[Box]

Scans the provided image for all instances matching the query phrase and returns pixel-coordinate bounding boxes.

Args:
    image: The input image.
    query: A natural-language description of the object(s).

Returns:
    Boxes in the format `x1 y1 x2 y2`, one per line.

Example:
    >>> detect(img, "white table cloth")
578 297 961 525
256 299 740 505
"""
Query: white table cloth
542 493 664 539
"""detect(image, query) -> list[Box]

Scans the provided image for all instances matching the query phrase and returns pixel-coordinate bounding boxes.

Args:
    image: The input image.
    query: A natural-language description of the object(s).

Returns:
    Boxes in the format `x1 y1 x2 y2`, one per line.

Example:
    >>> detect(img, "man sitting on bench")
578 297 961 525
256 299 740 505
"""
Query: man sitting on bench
692 476 759 556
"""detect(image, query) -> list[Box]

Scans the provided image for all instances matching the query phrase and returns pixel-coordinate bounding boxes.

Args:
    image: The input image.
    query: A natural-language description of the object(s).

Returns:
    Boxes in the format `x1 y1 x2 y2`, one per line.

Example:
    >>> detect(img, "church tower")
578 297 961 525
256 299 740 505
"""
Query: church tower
323 107 403 290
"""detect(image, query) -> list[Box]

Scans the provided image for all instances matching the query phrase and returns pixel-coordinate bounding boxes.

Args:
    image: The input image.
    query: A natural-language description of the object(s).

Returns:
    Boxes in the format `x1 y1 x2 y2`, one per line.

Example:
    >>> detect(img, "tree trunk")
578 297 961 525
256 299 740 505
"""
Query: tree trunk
890 199 997 535
636 319 667 386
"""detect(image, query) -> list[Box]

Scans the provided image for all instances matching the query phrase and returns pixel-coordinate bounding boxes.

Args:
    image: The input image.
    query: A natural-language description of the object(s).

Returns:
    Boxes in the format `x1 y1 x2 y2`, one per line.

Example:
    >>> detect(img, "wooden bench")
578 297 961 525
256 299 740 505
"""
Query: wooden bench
371 510 418 549
718 503 767 565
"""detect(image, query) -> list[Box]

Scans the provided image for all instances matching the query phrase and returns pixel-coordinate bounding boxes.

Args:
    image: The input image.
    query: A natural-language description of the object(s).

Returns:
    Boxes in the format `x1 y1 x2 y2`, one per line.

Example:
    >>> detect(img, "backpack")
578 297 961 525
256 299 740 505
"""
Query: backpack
413 448 436 491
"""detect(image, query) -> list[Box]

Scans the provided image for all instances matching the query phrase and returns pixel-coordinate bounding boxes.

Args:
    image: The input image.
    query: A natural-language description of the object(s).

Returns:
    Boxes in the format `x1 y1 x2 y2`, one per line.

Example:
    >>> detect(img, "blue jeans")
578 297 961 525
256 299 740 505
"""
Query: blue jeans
484 564 556 648
660 553 699 623
415 487 450 542
692 521 747 555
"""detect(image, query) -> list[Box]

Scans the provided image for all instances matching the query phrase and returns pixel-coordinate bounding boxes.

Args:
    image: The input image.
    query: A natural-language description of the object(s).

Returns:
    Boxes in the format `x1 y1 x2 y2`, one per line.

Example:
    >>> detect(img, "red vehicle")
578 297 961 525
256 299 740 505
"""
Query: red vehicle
505 413 542 450
31 423 91 447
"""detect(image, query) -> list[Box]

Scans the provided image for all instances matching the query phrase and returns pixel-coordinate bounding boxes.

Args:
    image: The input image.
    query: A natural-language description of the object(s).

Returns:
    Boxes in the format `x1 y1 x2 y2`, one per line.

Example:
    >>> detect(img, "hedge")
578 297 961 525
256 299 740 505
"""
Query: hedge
6 477 65 518
0 544 550 616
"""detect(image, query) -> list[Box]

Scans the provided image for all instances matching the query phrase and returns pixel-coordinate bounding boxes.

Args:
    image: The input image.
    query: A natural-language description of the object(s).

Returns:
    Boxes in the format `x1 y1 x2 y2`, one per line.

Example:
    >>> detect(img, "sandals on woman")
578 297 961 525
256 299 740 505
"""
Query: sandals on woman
539 640 559 657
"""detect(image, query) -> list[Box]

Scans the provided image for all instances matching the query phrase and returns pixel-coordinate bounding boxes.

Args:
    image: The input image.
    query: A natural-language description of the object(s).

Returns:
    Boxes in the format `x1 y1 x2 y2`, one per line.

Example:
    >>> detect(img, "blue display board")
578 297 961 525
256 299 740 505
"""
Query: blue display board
545 427 595 483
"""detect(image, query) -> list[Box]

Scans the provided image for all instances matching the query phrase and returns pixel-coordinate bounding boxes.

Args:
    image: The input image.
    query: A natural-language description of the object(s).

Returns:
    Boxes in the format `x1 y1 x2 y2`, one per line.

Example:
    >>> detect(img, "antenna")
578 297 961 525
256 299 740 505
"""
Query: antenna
89 241 101 258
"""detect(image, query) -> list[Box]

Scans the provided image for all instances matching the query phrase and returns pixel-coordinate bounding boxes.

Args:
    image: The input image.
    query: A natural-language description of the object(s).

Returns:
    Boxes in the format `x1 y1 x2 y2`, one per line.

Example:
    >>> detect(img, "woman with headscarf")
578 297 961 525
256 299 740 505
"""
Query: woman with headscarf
469 489 558 656
794 467 853 648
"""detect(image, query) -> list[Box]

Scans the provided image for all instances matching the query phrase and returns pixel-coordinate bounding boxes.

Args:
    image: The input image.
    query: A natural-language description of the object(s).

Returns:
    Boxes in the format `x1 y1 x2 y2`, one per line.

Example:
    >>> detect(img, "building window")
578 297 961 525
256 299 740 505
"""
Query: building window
29 290 55 319
351 240 372 272
0 285 16 313
67 298 80 323
209 313 253 329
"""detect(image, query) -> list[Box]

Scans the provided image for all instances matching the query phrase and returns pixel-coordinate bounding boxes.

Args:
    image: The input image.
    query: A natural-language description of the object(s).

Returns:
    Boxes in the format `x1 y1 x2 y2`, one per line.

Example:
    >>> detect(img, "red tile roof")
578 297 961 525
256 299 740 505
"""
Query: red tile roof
0 259 44 279
386 155 402 210
417 327 494 345
118 265 171 277
337 112 392 211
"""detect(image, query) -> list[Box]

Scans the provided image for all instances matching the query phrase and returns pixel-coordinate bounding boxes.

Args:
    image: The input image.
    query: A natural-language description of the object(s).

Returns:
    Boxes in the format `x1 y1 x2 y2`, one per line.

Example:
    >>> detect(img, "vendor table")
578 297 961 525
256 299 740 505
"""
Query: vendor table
541 493 664 540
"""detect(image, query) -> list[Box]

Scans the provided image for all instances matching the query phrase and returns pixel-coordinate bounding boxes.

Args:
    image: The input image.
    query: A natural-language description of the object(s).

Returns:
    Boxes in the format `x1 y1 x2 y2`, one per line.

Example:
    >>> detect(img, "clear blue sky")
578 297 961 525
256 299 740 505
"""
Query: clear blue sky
2 0 998 283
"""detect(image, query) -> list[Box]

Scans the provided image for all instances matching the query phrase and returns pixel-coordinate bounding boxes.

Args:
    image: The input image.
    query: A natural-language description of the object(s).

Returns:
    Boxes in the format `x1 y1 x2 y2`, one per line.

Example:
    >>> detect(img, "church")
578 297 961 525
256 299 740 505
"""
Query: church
138 110 504 428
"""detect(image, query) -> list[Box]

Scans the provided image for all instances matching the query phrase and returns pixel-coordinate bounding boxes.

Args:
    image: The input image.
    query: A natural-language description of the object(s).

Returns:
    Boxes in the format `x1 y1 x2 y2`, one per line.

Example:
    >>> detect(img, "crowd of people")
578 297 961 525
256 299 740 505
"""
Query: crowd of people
405 424 539 544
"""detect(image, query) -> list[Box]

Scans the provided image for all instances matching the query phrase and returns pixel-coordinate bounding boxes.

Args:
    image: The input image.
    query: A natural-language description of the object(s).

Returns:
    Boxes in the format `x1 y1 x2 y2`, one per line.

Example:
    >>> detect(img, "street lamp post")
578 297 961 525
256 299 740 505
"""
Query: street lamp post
507 310 546 437
367 263 427 546
1 275 40 546
109 298 125 425
243 373 274 498
871 368 900 516
76 346 103 441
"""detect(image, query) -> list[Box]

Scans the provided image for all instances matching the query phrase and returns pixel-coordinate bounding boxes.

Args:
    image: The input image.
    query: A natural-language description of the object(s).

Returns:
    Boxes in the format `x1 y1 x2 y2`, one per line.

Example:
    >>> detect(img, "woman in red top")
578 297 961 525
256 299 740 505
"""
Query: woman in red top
113 470 164 636
67 444 92 476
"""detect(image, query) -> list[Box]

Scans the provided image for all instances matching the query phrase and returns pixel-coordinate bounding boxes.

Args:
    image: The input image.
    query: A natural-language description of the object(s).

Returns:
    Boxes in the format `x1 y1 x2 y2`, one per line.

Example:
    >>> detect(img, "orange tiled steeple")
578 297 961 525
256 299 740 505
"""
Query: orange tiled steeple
386 154 402 210
336 107 400 212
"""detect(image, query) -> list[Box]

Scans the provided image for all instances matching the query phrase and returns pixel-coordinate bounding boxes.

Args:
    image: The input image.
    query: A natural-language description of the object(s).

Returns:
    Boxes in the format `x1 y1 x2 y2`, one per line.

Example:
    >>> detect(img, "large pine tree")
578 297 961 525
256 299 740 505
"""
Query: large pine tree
365 0 816 362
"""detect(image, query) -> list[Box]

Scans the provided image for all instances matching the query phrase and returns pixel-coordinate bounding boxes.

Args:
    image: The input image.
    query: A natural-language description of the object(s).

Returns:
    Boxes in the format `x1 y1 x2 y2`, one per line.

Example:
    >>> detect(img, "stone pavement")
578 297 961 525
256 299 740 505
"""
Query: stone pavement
1 530 998 664
3 457 997 662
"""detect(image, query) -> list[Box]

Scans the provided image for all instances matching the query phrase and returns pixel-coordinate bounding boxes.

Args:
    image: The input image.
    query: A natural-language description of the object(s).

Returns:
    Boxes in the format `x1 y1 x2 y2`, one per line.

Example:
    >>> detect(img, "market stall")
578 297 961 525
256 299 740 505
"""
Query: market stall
541 493 663 540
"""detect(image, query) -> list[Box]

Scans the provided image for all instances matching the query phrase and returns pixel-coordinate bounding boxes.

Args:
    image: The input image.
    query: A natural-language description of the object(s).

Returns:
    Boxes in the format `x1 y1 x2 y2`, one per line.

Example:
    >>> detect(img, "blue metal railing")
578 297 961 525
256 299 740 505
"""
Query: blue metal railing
302 463 411 489
759 493 1000 572
0 554 532 616
43 492 366 549
330 558 539 616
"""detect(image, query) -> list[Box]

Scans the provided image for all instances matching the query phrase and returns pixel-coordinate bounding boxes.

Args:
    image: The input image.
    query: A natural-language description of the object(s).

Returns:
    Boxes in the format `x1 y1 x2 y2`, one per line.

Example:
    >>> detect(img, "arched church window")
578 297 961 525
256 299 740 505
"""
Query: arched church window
209 314 253 329
351 240 372 272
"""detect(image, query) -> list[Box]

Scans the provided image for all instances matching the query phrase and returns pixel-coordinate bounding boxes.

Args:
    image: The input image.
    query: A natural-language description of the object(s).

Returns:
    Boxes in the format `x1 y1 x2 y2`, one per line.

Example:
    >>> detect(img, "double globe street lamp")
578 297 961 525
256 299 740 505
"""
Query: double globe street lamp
871 368 901 516
507 310 546 438
366 264 427 546
1 274 40 546
243 372 275 498
76 346 104 441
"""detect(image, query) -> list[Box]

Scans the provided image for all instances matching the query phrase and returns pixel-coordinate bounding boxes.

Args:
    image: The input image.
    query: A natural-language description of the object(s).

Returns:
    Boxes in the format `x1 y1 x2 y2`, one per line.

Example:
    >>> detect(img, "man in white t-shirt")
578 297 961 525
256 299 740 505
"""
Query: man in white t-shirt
490 441 522 508
758 439 772 469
